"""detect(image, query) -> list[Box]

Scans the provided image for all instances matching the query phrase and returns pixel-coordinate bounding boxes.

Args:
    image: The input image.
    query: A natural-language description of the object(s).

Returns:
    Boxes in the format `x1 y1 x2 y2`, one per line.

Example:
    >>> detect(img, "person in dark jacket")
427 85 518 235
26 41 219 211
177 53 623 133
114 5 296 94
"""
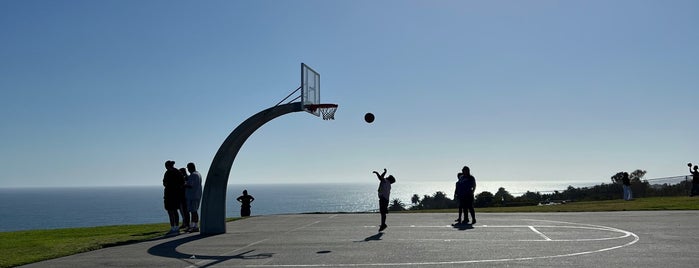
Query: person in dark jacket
163 160 185 235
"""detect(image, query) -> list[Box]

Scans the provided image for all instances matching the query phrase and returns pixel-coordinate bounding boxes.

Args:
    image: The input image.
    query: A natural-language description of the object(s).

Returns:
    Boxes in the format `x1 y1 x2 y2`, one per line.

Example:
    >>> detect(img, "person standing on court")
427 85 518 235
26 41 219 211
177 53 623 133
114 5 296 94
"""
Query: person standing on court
163 160 185 235
178 168 190 230
688 163 699 197
373 168 396 232
459 166 477 224
621 172 633 200
236 190 255 217
454 172 467 224
185 162 203 232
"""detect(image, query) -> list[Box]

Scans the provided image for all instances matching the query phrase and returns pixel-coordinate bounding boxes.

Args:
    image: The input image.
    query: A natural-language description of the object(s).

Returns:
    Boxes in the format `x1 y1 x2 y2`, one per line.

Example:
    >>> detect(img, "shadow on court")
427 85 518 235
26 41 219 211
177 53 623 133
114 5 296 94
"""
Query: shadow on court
358 232 384 242
147 234 273 267
452 222 475 231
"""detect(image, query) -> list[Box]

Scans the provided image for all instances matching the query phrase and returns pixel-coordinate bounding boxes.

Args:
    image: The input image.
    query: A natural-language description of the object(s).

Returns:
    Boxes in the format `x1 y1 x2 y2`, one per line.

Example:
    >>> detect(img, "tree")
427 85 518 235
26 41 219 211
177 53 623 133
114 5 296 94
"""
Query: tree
493 187 514 206
611 169 647 184
474 191 494 208
411 194 420 205
611 171 626 184
610 169 648 198
389 198 406 211
430 191 455 209
516 191 542 203
410 191 456 210
629 169 647 182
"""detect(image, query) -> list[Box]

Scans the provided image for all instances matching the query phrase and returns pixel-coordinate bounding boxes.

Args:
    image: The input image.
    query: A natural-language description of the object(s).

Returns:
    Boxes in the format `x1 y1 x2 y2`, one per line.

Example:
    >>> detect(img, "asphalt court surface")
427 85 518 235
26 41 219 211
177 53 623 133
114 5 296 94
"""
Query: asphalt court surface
20 211 699 267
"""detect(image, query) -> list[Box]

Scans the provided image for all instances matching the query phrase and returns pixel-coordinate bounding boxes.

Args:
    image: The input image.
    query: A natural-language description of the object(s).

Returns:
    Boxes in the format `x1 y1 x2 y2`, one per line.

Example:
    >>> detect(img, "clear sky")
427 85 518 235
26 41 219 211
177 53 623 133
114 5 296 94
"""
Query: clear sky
1 0 697 188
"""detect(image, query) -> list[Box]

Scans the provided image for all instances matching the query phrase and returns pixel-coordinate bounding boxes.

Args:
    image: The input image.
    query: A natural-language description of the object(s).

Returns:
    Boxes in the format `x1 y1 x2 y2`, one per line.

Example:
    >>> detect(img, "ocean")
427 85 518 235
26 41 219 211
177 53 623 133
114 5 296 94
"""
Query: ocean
0 181 591 232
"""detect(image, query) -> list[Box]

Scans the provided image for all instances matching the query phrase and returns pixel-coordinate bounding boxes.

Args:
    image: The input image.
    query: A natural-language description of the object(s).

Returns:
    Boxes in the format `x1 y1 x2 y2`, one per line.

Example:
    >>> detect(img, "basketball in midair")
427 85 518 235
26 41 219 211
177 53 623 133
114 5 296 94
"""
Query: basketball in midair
364 113 375 123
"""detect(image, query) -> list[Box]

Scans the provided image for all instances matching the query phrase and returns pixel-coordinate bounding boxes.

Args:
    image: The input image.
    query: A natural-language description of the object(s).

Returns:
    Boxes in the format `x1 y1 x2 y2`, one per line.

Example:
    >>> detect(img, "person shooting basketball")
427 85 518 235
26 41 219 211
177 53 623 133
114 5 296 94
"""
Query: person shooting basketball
373 168 396 232
689 163 699 197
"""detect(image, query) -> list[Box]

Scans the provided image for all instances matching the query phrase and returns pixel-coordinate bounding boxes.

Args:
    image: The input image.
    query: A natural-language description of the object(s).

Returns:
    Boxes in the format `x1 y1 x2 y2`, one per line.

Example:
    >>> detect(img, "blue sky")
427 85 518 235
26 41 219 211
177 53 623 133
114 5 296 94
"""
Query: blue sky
1 0 697 188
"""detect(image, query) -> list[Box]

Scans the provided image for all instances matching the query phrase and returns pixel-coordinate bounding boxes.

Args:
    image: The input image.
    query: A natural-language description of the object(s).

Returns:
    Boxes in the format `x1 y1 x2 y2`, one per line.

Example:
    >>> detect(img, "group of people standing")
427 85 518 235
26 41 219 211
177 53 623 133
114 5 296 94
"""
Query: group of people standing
163 160 203 235
454 166 477 225
159 161 697 235
374 165 477 232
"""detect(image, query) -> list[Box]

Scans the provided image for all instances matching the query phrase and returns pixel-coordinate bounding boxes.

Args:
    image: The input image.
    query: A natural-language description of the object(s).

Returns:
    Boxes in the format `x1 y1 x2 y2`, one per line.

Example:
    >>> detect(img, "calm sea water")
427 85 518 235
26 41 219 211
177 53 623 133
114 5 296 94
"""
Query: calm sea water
0 181 590 232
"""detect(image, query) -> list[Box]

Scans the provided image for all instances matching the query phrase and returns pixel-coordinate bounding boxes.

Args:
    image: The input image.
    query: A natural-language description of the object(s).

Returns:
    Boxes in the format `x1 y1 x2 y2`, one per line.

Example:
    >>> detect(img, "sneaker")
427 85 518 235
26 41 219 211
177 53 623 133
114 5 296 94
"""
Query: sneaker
166 230 179 236
379 224 387 232
189 227 200 233
471 219 476 225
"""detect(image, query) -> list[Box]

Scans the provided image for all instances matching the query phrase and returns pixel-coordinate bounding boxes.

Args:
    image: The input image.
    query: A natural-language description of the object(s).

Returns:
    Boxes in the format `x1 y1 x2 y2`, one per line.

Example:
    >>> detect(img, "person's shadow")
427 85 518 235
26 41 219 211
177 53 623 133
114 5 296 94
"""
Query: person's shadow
451 222 474 231
354 232 383 242
147 234 273 267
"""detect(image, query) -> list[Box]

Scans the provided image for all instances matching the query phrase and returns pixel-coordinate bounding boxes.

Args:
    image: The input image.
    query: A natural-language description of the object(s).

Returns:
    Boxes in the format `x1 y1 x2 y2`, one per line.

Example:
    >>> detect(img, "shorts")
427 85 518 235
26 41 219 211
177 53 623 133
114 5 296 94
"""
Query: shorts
379 198 389 214
187 199 201 212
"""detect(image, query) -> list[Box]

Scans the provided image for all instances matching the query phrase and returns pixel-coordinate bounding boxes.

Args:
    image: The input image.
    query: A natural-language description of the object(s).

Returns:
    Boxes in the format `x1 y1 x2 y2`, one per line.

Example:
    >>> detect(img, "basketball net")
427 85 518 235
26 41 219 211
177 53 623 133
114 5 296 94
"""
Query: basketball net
306 104 338 120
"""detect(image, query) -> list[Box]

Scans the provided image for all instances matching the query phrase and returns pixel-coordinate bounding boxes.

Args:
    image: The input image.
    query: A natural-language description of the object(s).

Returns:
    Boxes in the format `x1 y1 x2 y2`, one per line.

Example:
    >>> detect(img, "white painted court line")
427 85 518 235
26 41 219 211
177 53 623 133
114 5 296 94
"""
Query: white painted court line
242 219 640 267
289 221 321 232
528 226 552 241
185 238 270 268
185 218 326 267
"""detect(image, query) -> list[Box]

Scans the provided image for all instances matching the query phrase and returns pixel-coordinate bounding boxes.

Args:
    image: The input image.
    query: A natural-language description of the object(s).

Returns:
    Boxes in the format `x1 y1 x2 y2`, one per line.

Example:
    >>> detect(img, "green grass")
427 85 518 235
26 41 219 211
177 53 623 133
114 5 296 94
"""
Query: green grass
0 218 241 268
2 197 699 268
0 223 168 268
401 196 699 213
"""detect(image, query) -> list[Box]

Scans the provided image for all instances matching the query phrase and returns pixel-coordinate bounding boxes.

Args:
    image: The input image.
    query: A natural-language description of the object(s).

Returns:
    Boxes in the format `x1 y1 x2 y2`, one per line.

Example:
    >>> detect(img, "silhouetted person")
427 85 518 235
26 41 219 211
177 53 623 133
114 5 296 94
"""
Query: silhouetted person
237 190 255 217
178 168 190 230
163 160 185 235
459 166 476 224
373 168 396 232
454 172 467 224
689 163 699 197
622 172 633 201
185 162 203 232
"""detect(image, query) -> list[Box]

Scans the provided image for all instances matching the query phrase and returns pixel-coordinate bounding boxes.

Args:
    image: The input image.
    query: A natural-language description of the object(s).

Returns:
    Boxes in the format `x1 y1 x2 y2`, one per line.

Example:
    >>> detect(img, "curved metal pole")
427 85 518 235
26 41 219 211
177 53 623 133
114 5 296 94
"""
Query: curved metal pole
201 102 304 235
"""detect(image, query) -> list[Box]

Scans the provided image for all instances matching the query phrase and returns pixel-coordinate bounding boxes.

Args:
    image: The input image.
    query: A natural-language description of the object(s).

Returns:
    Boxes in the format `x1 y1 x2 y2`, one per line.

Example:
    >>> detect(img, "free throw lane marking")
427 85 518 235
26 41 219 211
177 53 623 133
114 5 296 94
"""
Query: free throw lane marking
528 226 552 241
242 219 639 267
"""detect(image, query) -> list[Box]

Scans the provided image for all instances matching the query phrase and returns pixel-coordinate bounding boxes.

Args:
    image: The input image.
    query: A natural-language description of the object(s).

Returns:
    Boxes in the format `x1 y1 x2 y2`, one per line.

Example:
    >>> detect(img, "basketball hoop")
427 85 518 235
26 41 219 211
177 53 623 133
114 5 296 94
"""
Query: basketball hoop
305 104 338 120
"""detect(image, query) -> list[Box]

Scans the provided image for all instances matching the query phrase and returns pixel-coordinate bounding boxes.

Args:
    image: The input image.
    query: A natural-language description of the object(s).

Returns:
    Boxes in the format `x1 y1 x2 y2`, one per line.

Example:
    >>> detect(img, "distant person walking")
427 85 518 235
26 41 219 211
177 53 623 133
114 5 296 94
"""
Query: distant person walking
622 172 633 201
236 190 255 217
185 162 203 232
163 160 185 235
178 168 190 230
373 168 396 232
458 166 477 224
689 163 699 197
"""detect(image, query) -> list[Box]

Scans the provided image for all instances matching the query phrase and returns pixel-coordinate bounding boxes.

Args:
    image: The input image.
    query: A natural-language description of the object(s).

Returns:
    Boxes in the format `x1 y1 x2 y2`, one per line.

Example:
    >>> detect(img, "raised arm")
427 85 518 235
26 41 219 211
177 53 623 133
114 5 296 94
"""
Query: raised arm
373 168 387 180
